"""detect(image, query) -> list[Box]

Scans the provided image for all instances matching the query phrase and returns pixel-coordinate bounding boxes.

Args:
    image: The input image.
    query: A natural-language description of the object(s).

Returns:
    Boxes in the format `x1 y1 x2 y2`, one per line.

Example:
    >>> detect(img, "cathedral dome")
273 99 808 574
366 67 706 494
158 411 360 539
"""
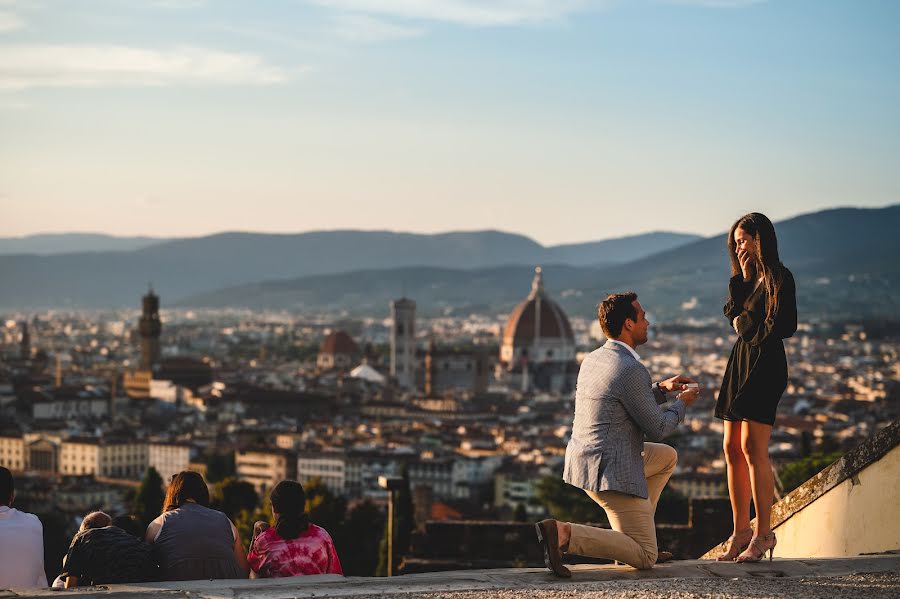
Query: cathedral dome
502 267 574 347
499 267 578 392
320 330 359 355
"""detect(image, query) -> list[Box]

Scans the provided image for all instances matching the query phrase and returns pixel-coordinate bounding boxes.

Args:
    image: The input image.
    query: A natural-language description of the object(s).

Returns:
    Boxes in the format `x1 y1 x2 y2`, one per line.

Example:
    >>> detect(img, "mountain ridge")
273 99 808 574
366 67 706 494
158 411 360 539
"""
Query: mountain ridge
176 205 900 321
0 230 700 308
2 205 897 319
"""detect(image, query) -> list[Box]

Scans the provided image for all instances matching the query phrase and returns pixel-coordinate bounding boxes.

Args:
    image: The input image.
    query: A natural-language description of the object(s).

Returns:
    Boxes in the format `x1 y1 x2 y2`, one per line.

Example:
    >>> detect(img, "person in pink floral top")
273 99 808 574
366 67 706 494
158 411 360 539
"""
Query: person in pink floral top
247 480 342 578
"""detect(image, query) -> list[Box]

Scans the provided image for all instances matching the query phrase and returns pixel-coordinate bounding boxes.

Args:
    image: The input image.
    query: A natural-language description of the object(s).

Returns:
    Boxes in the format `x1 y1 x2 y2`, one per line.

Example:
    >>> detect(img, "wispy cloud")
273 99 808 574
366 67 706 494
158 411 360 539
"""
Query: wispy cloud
663 0 767 7
333 13 425 42
0 10 24 32
311 0 600 27
0 44 292 90
207 22 336 54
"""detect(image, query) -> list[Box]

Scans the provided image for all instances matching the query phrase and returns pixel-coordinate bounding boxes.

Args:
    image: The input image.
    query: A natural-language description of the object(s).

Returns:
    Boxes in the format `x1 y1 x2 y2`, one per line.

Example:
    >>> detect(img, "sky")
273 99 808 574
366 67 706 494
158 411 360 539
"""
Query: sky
1 0 899 246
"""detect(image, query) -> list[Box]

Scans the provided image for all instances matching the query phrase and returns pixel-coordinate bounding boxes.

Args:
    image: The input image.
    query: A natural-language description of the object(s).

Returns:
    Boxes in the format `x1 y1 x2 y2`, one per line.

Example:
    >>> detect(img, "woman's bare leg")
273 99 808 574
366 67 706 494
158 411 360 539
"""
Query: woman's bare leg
741 420 775 536
723 420 752 534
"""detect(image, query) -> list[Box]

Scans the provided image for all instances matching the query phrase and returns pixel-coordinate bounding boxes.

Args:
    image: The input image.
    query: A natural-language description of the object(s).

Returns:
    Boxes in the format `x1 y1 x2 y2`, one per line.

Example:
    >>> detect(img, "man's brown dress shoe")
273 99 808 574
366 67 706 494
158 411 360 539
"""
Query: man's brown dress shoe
656 551 673 564
535 519 572 578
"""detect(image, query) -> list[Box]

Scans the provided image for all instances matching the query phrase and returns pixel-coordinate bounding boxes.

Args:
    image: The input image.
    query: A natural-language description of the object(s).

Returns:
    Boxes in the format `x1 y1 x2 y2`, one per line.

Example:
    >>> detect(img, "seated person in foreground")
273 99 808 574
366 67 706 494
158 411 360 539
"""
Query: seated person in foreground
63 513 158 588
53 511 112 587
0 467 48 588
146 471 249 581
248 480 343 578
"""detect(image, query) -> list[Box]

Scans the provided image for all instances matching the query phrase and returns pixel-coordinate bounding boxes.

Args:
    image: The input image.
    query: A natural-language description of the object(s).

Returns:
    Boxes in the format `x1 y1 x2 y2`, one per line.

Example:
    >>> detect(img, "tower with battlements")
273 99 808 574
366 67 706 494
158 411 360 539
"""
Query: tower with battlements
139 287 162 371
19 321 30 360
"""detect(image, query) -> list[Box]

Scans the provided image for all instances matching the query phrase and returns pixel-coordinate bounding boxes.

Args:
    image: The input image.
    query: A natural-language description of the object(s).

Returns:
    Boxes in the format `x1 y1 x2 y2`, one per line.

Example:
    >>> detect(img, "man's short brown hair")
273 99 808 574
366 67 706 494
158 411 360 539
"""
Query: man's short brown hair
597 292 638 338
79 511 112 533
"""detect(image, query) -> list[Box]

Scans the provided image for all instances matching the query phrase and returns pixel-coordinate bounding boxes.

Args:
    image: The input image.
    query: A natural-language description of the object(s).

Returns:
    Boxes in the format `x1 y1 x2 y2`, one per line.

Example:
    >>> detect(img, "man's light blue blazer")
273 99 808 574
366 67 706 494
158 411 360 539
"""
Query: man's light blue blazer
563 340 685 499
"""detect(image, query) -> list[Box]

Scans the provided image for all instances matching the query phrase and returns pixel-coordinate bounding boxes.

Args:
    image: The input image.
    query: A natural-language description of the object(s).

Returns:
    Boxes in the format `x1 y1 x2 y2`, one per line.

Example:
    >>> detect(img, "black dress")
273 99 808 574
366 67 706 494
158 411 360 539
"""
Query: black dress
715 266 797 425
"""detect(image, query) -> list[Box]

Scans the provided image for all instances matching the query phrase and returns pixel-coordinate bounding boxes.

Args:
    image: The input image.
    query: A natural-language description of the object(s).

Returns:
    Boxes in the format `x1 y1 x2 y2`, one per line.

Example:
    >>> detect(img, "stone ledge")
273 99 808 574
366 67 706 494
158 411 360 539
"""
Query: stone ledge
5 554 899 599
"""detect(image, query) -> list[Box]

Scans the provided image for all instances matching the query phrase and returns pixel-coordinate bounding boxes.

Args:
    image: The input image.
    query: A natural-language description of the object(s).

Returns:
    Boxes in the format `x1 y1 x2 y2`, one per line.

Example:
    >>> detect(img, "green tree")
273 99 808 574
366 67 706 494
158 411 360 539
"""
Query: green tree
337 500 385 576
304 477 348 535
133 467 165 525
204 451 236 483
211 478 260 521
376 469 414 576
800 431 813 458
535 476 608 525
779 452 843 494
234 501 273 553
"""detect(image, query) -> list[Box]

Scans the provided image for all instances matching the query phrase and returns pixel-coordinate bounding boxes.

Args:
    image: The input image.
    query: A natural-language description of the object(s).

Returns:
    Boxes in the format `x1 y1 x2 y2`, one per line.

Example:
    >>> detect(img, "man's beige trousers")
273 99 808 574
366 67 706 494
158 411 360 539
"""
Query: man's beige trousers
566 442 678 569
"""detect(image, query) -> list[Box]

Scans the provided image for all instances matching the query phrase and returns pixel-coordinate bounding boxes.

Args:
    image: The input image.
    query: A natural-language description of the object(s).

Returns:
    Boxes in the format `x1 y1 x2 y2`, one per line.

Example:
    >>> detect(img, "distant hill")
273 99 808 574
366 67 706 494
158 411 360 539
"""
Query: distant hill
544 232 700 266
176 264 604 316
568 205 900 321
177 206 900 321
0 230 699 309
0 233 170 255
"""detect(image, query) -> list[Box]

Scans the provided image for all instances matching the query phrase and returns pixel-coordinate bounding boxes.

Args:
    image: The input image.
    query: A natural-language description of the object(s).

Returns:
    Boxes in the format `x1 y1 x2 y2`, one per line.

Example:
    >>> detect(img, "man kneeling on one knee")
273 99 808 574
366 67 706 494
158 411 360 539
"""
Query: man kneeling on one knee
536 292 701 576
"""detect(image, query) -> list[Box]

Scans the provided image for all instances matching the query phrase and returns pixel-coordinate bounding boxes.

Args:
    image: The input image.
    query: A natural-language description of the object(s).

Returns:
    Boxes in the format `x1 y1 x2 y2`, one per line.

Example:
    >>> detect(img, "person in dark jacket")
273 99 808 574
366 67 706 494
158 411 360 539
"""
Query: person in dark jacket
63 513 158 588
714 212 797 563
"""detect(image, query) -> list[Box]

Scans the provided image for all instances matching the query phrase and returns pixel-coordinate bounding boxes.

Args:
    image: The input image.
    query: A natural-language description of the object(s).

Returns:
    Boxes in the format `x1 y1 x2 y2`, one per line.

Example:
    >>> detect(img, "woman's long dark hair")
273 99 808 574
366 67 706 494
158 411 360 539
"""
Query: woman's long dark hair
163 471 210 513
727 212 785 324
270 480 309 540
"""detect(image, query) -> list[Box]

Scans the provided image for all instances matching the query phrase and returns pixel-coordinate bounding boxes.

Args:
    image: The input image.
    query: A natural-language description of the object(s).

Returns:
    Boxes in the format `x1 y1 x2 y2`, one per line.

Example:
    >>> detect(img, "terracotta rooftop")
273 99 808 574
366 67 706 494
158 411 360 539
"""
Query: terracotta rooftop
320 330 360 355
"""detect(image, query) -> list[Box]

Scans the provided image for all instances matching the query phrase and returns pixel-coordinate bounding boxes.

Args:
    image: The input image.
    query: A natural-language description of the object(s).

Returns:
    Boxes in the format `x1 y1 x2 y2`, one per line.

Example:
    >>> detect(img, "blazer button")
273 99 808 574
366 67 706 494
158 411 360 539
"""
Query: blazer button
641 451 645 456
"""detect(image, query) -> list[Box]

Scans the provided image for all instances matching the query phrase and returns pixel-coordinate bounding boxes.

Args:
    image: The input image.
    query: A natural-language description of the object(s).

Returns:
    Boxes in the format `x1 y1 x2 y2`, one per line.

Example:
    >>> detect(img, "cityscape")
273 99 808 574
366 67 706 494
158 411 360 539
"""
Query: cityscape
1 263 897 576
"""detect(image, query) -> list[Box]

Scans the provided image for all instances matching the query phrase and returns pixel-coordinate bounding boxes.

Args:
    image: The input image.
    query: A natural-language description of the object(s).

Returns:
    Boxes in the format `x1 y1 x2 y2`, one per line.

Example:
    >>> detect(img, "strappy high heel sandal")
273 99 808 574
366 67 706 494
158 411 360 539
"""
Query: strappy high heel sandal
736 531 777 563
715 528 753 562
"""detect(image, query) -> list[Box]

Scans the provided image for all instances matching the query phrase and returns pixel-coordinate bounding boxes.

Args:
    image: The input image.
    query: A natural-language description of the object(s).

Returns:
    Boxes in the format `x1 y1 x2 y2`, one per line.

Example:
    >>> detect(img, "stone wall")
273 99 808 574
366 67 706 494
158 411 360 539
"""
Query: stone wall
402 497 732 573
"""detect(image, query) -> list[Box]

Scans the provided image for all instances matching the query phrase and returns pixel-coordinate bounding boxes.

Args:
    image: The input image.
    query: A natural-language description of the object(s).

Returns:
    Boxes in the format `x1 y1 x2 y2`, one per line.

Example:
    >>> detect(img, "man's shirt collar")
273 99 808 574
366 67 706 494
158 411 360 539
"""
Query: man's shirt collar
608 339 641 361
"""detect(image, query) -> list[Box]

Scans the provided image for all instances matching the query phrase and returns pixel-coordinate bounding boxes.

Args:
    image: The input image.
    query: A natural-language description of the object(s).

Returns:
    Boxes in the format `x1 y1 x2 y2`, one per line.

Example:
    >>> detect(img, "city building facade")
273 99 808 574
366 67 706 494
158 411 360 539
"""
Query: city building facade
236 449 297 494
148 442 192 484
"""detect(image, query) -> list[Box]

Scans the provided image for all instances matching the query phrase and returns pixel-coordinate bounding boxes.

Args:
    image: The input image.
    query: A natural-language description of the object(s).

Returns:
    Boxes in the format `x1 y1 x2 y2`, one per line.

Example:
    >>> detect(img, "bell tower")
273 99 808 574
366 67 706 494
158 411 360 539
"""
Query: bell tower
390 298 416 390
20 320 31 359
139 286 162 371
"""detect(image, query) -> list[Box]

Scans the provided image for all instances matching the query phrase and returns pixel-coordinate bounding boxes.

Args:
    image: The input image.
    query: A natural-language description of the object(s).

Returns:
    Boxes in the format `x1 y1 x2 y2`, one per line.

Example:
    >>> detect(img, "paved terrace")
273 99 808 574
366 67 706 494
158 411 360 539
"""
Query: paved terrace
7 553 899 599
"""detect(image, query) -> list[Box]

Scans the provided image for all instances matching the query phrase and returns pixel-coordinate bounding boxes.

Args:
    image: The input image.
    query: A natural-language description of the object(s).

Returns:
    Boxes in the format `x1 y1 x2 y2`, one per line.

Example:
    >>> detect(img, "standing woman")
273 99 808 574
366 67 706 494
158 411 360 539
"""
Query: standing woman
715 213 797 562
